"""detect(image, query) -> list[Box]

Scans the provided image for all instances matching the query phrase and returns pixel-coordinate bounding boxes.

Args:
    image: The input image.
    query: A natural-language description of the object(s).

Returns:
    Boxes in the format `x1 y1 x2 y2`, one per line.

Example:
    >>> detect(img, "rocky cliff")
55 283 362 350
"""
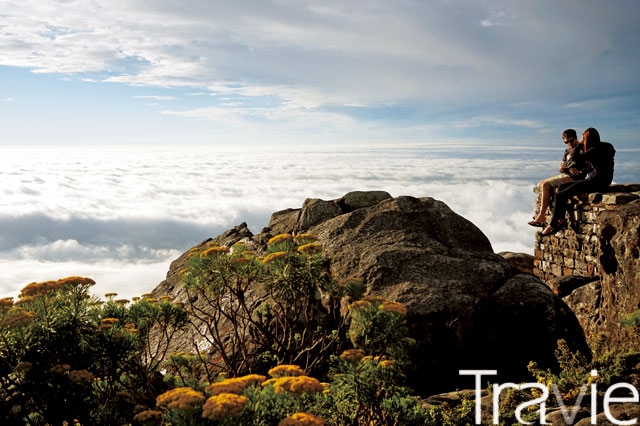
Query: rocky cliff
153 191 589 395
533 183 640 351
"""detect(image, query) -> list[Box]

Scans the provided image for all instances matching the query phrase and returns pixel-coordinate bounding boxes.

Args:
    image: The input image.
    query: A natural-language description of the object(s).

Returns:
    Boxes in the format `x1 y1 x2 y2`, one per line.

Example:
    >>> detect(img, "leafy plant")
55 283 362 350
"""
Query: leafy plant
180 234 358 378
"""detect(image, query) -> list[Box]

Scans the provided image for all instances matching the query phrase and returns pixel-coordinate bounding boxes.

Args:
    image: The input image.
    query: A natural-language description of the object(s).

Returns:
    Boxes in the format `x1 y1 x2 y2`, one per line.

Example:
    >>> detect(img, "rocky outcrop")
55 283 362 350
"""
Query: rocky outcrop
153 191 589 395
532 184 640 351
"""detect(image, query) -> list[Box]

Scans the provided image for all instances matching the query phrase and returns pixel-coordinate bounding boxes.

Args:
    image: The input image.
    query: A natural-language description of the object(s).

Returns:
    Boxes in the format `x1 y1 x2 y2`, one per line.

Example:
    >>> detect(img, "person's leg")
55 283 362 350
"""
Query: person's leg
547 179 595 227
533 175 572 224
533 181 552 223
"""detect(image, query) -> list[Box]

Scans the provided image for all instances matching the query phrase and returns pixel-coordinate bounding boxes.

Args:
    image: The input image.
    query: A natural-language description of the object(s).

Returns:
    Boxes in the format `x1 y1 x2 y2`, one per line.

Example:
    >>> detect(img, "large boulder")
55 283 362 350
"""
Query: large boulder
152 192 589 395
306 196 588 394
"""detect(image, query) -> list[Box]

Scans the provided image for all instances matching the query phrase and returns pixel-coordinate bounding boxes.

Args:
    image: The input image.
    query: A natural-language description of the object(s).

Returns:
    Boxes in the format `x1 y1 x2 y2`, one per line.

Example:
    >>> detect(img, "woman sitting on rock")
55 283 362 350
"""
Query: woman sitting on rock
540 127 616 236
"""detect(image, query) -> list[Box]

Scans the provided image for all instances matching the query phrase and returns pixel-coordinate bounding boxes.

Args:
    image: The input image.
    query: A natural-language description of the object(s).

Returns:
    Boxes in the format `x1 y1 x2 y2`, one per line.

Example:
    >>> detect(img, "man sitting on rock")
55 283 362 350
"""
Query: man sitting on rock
529 129 584 228
541 127 616 236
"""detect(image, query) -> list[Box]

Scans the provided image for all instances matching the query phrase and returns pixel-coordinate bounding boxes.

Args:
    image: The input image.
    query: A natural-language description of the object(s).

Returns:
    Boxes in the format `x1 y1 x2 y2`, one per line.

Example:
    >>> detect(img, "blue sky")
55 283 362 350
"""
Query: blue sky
1 0 640 146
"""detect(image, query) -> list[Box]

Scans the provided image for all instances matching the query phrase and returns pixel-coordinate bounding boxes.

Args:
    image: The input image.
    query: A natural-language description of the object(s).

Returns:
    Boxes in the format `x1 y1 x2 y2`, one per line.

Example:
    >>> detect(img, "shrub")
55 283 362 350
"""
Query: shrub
180 236 359 378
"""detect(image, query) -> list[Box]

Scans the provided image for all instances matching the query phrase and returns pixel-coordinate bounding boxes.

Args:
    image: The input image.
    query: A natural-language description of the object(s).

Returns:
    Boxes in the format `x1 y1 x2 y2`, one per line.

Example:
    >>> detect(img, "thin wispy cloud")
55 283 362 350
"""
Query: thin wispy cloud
1 0 638 144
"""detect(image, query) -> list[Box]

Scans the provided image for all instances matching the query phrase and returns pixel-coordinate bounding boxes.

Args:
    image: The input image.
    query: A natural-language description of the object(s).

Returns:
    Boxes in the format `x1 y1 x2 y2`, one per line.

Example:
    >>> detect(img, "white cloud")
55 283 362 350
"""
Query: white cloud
2 0 638 114
1 143 638 300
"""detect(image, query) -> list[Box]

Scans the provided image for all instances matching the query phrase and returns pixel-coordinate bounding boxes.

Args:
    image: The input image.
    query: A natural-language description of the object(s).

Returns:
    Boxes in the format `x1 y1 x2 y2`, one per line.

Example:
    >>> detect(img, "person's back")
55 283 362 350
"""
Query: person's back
573 129 615 188
541 127 615 236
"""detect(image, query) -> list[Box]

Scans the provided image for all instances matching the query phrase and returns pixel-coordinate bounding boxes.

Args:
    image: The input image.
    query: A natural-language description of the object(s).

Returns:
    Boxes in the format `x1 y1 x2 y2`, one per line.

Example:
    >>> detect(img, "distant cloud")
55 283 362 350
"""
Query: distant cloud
134 95 174 101
2 97 15 102
1 0 638 142
1 143 638 300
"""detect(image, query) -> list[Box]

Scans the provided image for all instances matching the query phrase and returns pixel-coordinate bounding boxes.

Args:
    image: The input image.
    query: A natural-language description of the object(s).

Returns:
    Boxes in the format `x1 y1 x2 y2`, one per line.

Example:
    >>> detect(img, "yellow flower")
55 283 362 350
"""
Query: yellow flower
340 349 366 362
206 374 266 395
200 246 230 258
156 387 205 411
278 412 325 426
50 364 71 374
297 243 322 255
294 233 319 243
57 276 96 287
133 410 163 423
348 300 371 310
0 309 36 327
379 360 395 368
268 364 305 377
268 234 293 246
272 376 324 394
69 369 94 383
380 301 407 316
201 393 248 420
230 257 252 266
262 251 288 264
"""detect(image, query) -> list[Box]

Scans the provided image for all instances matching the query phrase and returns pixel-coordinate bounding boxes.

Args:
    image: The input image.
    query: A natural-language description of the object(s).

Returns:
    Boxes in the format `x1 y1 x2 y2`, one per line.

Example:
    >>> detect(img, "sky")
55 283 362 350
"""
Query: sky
1 1 640 300
1 0 639 146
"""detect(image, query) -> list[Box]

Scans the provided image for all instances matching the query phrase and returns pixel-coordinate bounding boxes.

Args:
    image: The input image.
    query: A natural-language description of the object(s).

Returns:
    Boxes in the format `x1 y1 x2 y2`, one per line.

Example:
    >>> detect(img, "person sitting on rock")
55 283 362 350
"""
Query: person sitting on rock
540 127 616 236
529 129 584 227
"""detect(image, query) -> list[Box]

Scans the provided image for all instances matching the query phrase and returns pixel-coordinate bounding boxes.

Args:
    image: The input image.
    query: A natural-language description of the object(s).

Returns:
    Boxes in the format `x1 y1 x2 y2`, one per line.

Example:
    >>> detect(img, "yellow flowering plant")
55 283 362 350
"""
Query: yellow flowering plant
180 237 358 378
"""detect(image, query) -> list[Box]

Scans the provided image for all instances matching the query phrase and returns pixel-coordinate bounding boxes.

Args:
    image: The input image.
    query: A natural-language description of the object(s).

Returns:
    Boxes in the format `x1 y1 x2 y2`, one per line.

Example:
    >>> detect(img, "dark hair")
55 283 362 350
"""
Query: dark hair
583 127 601 148
562 129 577 140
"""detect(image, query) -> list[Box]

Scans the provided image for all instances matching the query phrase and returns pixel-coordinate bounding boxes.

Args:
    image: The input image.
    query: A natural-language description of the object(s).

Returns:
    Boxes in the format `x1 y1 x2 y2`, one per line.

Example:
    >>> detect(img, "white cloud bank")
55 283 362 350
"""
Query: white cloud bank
3 143 637 300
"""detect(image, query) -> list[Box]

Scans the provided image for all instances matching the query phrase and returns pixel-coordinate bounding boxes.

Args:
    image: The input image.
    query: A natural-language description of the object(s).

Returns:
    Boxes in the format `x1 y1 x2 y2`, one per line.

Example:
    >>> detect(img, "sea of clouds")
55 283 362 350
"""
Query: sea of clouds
1 143 638 300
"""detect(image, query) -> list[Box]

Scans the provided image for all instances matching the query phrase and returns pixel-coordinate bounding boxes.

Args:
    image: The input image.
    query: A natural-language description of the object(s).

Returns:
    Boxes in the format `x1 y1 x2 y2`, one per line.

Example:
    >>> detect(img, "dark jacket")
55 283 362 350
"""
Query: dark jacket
573 141 616 187
560 144 583 175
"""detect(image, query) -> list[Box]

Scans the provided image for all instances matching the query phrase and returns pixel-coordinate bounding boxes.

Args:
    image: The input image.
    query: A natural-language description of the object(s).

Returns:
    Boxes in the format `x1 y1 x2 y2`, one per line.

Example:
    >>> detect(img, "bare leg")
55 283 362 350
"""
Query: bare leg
533 181 552 223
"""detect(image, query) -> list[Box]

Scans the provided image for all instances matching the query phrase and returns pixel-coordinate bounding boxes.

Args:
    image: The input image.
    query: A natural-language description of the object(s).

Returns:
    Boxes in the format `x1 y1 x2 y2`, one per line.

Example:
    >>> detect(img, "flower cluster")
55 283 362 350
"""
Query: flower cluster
206 374 266 395
19 276 95 298
269 376 324 395
50 364 72 374
0 308 36 327
262 251 288 265
133 409 163 424
156 387 206 410
230 257 252 266
293 233 319 243
268 234 294 246
100 317 120 330
201 393 248 421
200 246 230 258
124 323 138 334
348 300 370 310
0 297 14 309
339 348 366 362
278 412 325 426
268 364 305 378
380 301 407 316
297 243 322 255
69 369 94 383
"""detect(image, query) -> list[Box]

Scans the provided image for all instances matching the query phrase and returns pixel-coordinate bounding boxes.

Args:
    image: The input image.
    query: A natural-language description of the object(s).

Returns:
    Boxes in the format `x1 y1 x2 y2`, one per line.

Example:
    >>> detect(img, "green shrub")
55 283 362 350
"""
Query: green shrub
0 277 188 426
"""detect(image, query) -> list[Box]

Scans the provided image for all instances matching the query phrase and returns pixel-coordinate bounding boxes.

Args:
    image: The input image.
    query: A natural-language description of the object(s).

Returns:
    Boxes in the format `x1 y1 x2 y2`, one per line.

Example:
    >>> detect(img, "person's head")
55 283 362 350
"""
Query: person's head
581 127 601 149
562 129 578 148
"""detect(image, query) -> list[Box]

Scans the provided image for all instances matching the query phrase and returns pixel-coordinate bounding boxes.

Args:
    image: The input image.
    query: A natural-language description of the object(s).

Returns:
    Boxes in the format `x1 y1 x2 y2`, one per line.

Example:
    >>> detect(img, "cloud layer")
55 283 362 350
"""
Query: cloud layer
2 143 639 300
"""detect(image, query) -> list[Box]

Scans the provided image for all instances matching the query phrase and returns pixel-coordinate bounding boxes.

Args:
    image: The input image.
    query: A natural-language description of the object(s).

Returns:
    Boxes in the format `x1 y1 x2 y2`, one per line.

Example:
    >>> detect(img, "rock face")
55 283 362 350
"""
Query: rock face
532 184 640 351
153 191 589 395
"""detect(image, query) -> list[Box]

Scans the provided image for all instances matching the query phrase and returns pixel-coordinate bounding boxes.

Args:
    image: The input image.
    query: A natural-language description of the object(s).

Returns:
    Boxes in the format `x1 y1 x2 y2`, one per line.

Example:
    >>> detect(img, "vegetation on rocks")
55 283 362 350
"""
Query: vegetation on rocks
2 234 640 425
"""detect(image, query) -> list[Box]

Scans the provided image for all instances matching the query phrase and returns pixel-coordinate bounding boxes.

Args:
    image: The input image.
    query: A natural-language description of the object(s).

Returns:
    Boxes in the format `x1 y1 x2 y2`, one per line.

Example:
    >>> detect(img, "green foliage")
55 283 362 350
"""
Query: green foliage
0 277 188 426
180 235 356 377
528 337 640 413
347 297 413 361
